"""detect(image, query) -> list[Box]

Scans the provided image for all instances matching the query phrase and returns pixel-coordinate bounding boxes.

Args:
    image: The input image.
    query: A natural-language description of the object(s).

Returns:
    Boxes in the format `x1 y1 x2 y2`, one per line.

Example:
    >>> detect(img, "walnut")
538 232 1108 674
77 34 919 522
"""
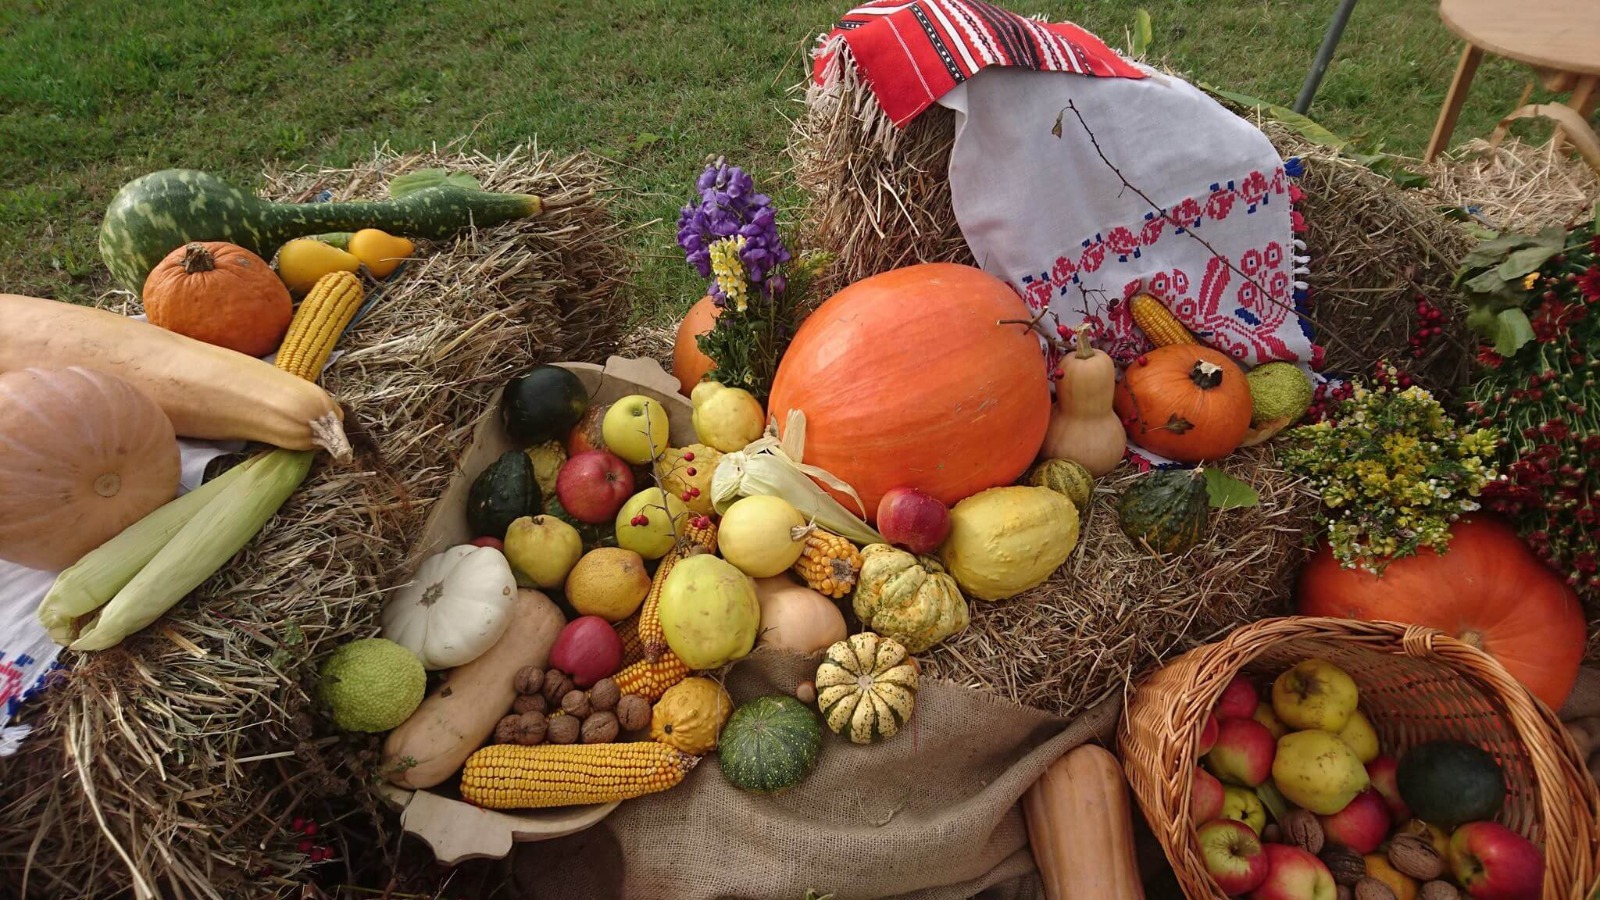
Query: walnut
513 666 544 695
615 695 651 732
1418 881 1461 900
1320 844 1368 886
582 711 620 744
1354 877 1397 900
514 711 548 745
795 680 817 705
588 678 620 712
1282 808 1325 855
546 713 581 744
1261 823 1282 844
561 689 592 719
494 715 522 744
542 669 575 705
1388 832 1445 880
513 693 548 715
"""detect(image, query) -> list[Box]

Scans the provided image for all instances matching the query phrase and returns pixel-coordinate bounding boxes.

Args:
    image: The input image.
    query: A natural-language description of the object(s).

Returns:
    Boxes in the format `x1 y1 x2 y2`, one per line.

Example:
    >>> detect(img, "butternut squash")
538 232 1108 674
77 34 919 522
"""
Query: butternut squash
1041 340 1125 476
381 588 566 789
0 293 349 460
1022 743 1146 900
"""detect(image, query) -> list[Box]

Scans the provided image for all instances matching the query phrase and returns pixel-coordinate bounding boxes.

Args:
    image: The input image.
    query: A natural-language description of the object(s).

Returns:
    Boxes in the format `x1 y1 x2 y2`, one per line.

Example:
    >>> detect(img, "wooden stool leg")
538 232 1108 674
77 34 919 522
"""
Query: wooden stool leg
1426 44 1485 162
1556 75 1598 153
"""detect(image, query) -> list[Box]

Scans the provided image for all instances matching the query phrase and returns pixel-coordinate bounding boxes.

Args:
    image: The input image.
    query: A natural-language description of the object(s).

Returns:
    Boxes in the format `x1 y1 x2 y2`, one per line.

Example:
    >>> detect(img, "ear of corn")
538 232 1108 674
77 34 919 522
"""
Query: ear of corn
276 270 364 380
791 528 862 599
612 652 692 702
1129 293 1196 346
460 742 698 809
638 518 719 660
616 614 646 669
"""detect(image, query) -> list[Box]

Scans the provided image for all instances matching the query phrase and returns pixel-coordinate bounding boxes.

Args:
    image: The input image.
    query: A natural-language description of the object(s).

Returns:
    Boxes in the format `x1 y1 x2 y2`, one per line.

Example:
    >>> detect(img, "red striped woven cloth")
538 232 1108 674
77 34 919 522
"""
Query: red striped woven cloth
812 0 1145 126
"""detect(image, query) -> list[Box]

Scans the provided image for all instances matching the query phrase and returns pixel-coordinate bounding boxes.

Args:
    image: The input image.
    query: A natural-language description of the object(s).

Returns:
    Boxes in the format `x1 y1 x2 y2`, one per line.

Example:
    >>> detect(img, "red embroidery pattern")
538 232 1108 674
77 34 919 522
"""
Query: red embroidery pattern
0 662 23 712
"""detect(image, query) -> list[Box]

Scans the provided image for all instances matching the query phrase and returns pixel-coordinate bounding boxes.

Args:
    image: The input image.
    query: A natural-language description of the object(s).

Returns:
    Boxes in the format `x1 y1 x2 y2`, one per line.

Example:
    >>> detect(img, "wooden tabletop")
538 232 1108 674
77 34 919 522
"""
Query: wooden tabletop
1440 0 1600 75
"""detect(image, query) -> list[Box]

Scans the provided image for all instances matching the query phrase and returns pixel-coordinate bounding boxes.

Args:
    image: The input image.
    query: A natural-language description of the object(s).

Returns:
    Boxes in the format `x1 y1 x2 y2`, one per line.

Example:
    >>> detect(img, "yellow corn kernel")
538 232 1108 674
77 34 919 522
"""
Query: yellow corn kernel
276 270 364 380
616 614 646 669
613 652 691 702
1129 293 1196 346
792 528 862 599
639 518 719 659
460 742 697 809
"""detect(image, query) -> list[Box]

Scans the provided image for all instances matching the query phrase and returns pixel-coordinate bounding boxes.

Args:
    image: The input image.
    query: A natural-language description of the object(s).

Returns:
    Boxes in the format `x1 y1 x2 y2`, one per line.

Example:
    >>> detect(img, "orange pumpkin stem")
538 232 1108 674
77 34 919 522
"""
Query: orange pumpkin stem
181 243 216 274
1189 361 1224 389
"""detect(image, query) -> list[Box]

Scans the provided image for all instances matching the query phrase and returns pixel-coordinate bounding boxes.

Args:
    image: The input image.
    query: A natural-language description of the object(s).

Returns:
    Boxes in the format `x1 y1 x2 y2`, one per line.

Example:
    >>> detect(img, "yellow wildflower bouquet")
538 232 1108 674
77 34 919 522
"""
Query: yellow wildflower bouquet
1282 372 1499 571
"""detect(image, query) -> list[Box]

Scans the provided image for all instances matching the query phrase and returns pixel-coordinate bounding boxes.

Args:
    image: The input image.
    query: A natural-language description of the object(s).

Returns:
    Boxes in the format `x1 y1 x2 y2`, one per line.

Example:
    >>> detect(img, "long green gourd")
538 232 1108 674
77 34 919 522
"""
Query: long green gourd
98 169 548 292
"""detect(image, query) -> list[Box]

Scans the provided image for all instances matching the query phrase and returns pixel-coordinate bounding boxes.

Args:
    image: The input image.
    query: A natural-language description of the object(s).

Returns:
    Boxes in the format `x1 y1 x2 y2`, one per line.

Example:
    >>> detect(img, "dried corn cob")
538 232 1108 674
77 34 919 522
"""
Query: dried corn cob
792 528 862 599
460 741 698 809
276 270 363 379
612 652 692 702
639 517 719 660
1129 293 1196 346
616 614 646 669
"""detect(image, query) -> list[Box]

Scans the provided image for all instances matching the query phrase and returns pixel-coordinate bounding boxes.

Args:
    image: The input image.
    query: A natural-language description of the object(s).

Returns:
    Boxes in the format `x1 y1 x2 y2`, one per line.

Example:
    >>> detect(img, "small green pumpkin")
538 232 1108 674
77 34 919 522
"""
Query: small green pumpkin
1025 458 1094 510
467 450 541 540
1116 468 1208 554
816 632 919 744
718 695 822 793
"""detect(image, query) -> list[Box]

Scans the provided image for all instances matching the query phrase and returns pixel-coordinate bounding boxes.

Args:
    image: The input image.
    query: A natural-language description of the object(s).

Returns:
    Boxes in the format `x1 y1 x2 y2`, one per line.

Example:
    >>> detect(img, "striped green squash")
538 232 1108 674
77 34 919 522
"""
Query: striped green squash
1024 458 1095 510
98 169 546 292
815 632 918 744
1115 468 1209 555
717 696 821 794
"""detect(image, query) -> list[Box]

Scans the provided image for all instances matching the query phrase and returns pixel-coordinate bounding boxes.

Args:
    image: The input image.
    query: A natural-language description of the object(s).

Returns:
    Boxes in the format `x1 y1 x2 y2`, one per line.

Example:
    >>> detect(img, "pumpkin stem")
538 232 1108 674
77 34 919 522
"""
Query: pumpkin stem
1458 629 1485 650
181 243 216 274
1189 360 1225 389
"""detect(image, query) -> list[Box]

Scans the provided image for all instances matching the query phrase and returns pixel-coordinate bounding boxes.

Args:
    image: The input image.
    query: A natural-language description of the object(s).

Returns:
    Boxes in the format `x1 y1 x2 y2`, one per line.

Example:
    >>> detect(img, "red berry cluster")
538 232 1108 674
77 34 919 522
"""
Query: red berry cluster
1303 380 1354 425
289 817 334 863
1408 295 1446 358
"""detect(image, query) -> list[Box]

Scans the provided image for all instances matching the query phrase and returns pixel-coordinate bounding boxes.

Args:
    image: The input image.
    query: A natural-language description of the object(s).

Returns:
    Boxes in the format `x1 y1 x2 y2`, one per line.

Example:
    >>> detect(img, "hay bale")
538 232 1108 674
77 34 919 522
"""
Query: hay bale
1426 137 1600 234
0 144 628 899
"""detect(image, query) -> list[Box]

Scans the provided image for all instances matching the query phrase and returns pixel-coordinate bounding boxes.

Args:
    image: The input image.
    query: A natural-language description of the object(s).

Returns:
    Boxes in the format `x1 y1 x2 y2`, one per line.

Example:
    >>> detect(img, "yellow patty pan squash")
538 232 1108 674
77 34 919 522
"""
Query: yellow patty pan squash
940 486 1079 601
851 544 970 653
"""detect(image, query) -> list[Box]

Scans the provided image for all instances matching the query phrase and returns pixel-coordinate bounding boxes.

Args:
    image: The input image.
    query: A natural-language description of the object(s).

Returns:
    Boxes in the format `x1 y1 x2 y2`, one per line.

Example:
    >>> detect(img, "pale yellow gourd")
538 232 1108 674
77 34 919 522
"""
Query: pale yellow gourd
1041 340 1125 476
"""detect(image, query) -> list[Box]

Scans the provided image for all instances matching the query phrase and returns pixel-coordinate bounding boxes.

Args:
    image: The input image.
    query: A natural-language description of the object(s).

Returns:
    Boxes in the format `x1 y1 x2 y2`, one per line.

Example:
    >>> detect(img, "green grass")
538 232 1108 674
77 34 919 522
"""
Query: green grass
0 0 1576 315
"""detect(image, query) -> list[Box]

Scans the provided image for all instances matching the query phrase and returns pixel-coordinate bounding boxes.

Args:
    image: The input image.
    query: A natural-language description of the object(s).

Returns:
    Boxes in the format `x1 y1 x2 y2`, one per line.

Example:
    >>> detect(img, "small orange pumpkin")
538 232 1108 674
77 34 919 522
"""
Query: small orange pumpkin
143 242 293 358
1113 344 1251 462
672 296 721 396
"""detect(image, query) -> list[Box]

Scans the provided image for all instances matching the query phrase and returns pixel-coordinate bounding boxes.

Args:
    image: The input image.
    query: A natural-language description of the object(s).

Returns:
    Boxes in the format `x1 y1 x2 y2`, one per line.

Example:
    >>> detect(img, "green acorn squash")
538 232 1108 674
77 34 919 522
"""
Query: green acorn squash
718 695 822 794
1396 740 1506 829
501 366 590 444
467 450 541 540
1116 468 1208 554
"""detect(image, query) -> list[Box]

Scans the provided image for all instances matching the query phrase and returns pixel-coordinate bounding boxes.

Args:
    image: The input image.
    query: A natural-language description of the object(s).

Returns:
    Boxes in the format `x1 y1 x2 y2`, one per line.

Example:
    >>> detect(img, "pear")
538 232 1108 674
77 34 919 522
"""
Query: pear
1271 658 1359 731
1272 730 1369 815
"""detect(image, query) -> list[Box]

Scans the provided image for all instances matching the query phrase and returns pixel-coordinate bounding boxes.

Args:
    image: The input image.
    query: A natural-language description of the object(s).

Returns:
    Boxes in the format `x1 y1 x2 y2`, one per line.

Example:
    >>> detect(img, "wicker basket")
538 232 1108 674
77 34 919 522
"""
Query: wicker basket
1119 617 1600 899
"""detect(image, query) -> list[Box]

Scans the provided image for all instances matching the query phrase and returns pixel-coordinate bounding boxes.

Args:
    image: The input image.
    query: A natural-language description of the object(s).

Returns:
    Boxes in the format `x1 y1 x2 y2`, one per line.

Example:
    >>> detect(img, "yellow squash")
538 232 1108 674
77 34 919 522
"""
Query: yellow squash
940 486 1079 601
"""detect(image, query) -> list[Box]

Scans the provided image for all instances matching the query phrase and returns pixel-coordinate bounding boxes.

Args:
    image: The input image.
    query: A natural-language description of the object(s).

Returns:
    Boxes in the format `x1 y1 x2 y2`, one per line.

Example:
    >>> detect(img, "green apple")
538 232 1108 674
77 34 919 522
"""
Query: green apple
601 395 670 464
1220 785 1266 835
615 487 688 559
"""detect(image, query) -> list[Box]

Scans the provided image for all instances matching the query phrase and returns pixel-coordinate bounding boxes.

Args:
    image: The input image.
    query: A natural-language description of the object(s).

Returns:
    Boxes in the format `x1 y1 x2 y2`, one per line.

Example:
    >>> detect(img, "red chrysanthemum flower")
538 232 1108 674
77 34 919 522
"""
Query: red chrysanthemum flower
1577 265 1600 303
1476 345 1503 368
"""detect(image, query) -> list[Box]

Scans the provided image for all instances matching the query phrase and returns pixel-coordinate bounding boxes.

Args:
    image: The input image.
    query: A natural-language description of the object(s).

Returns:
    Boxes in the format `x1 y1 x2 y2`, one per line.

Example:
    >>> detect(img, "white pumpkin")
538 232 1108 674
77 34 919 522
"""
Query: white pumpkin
382 545 517 669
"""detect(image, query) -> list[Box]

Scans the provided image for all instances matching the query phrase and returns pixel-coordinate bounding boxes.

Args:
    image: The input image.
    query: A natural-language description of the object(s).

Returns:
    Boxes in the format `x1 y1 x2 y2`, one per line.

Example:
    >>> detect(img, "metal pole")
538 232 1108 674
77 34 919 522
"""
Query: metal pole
1293 0 1360 114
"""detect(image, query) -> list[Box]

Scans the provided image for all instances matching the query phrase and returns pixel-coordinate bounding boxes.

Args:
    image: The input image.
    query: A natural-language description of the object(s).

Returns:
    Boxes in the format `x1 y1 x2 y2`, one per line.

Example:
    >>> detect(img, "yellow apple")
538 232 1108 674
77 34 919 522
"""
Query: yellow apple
503 515 583 589
1252 702 1289 740
1336 709 1380 763
1220 785 1267 835
1272 730 1369 814
615 487 688 559
601 395 670 464
1271 658 1359 732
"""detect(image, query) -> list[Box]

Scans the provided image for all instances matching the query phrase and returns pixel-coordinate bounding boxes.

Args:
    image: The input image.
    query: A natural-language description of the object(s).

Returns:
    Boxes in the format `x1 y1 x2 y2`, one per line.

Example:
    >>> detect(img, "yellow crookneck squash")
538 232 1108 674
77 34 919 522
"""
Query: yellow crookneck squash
1042 339 1125 476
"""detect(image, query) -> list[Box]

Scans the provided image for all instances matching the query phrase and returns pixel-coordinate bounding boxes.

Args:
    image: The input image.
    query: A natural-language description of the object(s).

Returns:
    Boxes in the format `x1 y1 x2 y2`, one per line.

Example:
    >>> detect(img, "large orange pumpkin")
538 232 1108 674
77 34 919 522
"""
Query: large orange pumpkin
766 263 1049 520
1112 344 1251 462
143 241 293 358
1297 515 1586 710
672 296 721 396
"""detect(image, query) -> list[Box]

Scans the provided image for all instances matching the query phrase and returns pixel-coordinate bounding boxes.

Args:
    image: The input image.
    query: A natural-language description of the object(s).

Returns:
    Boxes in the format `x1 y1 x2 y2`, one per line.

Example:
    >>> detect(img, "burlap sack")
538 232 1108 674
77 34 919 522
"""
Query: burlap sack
504 650 1122 900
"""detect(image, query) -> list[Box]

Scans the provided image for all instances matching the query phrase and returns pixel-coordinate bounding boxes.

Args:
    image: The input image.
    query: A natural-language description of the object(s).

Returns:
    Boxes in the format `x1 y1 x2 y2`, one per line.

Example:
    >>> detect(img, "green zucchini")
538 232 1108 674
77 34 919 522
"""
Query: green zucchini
98 169 546 291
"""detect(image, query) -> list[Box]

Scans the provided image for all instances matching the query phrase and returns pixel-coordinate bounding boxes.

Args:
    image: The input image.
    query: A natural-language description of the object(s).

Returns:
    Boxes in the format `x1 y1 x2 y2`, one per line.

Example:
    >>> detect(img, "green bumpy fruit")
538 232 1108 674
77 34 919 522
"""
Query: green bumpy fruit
1245 362 1314 428
319 638 427 732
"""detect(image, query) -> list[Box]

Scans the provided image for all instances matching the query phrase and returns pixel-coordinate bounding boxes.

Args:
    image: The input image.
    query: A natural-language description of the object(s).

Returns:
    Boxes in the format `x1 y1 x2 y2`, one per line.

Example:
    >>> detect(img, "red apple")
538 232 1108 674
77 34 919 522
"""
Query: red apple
566 404 608 456
469 536 504 550
1193 766 1226 822
1199 712 1220 757
548 615 623 687
1216 675 1259 720
1317 788 1390 854
876 487 951 554
1450 821 1544 900
1250 844 1336 900
1199 818 1271 895
1206 718 1277 786
556 450 634 524
1366 756 1411 822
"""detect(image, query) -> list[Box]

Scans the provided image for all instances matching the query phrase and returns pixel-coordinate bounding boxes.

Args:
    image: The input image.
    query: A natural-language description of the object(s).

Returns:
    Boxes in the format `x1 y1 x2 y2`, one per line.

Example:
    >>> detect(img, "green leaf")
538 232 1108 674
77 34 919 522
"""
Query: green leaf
1492 308 1534 356
1464 303 1499 338
1131 9 1153 57
1201 85 1350 150
1204 468 1260 509
388 168 480 198
1496 244 1559 279
1463 267 1516 294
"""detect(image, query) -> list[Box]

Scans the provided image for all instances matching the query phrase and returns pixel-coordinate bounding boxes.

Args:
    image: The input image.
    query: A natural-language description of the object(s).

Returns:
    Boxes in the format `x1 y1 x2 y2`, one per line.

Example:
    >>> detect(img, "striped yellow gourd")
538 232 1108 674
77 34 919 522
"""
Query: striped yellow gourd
791 528 862 599
276 270 364 380
460 742 698 809
1129 293 1196 346
638 517 718 660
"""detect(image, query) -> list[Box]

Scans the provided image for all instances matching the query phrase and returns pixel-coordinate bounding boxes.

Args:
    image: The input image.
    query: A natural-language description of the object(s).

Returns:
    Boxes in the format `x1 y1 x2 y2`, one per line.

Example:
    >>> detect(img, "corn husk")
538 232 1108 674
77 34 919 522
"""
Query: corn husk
711 410 883 546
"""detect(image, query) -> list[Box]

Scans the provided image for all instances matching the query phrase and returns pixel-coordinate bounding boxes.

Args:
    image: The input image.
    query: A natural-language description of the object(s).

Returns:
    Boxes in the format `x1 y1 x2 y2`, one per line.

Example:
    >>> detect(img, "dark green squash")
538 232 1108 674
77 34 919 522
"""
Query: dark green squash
1116 468 1208 554
467 451 541 539
717 695 822 794
1396 740 1505 828
500 366 589 444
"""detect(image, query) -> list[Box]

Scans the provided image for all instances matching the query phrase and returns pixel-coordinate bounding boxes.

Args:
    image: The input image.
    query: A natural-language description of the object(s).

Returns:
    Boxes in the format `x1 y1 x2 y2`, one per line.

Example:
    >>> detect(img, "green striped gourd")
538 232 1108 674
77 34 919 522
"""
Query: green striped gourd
717 695 822 794
815 632 918 744
99 169 547 292
1116 468 1209 555
1024 458 1095 510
